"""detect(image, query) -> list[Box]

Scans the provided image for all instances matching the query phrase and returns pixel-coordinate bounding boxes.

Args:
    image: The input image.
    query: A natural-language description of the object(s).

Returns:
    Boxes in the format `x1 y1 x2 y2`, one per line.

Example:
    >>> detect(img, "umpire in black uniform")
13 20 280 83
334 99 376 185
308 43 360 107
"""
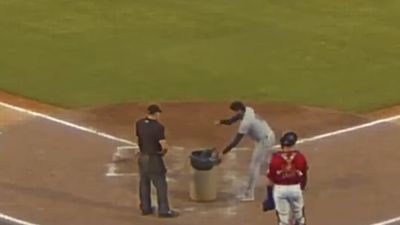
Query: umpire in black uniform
136 104 179 218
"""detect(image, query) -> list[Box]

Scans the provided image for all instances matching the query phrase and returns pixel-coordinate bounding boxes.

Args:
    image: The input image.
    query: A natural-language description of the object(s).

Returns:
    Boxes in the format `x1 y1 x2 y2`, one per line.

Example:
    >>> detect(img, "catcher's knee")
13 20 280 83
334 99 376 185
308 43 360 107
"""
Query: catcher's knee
294 217 306 225
293 208 306 225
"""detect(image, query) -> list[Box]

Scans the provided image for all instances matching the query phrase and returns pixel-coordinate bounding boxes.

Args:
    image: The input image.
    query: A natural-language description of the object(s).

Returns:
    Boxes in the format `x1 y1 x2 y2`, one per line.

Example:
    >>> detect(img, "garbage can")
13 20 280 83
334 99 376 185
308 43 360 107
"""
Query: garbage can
189 149 220 202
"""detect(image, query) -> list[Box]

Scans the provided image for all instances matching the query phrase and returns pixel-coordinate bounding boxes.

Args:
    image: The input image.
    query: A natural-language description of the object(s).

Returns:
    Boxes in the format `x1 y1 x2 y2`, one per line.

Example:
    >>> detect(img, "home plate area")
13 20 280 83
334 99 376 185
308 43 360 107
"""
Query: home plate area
0 101 400 225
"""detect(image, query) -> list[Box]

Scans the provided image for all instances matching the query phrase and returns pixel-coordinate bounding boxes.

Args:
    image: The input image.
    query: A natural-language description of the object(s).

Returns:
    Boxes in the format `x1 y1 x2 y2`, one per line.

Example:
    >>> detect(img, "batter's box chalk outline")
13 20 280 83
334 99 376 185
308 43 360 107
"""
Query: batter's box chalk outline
105 171 177 183
106 172 138 177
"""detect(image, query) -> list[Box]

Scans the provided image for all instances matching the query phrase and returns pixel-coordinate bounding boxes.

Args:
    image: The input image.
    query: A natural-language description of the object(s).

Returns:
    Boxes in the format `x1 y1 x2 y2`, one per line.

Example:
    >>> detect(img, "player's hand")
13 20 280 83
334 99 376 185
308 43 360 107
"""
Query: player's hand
159 148 168 156
211 148 222 165
214 120 221 125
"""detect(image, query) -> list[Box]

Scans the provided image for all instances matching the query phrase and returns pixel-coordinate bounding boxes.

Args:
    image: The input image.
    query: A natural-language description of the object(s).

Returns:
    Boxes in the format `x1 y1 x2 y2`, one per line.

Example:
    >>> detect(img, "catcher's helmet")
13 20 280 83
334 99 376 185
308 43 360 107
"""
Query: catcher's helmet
280 131 298 148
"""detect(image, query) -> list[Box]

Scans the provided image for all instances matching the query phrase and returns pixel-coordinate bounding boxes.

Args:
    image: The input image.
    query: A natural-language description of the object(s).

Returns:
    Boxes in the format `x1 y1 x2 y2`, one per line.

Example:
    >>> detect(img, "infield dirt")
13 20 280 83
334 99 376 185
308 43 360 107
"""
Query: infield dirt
0 94 399 225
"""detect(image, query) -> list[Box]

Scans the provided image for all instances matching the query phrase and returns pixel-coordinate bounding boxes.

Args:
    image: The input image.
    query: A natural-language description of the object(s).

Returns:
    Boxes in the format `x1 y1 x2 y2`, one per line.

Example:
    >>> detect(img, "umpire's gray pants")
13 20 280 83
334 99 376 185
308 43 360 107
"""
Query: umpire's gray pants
139 172 170 214
138 154 170 214
245 133 276 196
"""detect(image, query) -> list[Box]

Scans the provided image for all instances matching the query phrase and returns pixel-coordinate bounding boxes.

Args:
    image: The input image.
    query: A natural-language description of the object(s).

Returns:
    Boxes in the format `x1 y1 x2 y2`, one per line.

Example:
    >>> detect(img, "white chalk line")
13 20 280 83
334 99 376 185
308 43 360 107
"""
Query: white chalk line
105 172 177 183
106 172 137 177
0 101 136 146
1 101 400 225
297 114 400 144
269 114 400 149
231 115 400 151
371 217 400 225
0 214 42 225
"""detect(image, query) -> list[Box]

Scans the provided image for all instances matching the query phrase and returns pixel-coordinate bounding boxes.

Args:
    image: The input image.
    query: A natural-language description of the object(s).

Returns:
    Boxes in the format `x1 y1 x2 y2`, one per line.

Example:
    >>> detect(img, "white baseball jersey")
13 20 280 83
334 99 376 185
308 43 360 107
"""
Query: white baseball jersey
238 107 274 141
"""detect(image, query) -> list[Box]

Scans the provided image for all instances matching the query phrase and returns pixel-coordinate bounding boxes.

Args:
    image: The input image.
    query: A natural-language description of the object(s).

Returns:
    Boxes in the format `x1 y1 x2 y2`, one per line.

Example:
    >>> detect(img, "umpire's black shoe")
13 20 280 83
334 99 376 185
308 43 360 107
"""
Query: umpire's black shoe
158 210 180 218
141 207 156 216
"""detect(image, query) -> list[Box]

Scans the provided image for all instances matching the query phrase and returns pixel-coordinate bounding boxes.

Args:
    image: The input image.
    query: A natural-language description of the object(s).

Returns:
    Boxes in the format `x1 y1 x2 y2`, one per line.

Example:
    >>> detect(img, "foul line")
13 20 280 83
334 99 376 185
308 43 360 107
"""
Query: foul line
371 217 400 225
266 114 400 149
1 100 400 225
297 114 400 144
0 214 42 225
0 101 136 146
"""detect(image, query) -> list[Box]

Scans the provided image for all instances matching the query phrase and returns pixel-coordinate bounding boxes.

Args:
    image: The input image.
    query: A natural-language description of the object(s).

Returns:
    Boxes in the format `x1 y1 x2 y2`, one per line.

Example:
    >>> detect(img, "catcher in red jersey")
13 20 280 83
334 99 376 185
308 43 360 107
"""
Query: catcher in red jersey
266 131 308 225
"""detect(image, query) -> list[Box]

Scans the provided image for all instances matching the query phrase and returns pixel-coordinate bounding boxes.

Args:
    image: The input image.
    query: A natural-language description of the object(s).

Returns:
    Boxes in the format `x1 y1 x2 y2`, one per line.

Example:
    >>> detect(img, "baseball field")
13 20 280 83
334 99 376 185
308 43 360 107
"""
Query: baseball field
0 0 400 225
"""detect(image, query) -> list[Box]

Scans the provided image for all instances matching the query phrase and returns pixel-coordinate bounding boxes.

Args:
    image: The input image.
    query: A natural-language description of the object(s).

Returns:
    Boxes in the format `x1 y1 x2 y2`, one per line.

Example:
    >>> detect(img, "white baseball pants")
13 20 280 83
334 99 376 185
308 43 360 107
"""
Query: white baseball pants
274 184 306 225
245 133 276 196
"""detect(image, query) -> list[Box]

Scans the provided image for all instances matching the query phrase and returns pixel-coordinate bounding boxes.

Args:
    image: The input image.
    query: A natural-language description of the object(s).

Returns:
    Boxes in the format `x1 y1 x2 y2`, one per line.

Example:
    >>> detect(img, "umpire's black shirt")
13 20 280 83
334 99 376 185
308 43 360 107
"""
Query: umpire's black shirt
136 117 167 174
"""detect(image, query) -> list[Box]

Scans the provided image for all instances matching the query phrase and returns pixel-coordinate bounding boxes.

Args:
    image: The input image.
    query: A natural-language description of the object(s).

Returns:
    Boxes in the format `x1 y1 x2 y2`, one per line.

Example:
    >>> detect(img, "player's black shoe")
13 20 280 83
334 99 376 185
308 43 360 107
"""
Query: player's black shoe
262 198 275 212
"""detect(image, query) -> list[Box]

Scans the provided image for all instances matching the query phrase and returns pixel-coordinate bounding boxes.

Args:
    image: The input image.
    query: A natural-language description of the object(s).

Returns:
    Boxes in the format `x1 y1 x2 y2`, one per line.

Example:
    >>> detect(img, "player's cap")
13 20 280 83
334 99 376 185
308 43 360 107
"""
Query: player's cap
230 101 246 111
147 104 162 114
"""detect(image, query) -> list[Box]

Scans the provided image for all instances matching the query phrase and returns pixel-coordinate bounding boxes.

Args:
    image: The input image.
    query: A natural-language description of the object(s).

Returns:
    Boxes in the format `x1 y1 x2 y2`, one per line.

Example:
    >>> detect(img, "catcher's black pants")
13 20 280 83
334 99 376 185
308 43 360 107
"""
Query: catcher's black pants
138 154 170 214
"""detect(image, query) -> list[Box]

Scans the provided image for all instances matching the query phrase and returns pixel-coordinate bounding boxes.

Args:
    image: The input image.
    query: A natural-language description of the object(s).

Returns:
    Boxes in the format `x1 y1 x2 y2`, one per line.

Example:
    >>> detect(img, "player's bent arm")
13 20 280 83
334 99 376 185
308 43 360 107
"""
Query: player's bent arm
296 153 309 190
222 133 245 154
266 156 280 182
265 177 273 186
219 113 243 125
159 139 169 155
265 169 275 186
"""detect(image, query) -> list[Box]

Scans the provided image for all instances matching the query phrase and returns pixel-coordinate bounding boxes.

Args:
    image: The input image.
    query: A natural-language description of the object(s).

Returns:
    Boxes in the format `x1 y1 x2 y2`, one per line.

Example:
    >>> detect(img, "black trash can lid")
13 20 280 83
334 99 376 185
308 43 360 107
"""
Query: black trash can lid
190 149 220 171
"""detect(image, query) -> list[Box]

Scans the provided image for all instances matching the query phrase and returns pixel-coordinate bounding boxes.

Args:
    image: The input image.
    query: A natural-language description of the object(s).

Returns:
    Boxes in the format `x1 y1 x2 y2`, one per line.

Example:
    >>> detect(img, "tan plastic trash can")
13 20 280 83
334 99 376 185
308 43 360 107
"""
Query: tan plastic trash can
189 166 217 202
189 149 219 202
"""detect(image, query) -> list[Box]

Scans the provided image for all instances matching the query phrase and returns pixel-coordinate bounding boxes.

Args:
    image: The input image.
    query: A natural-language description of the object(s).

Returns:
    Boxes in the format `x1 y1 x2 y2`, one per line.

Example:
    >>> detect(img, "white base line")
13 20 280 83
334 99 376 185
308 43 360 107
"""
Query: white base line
298 114 400 144
371 217 400 225
1 100 400 225
0 214 42 225
0 101 137 147
106 173 137 177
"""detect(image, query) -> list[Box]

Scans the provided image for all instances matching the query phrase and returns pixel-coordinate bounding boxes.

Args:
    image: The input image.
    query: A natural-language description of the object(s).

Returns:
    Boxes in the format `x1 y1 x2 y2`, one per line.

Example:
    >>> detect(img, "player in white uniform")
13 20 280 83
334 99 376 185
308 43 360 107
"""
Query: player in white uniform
267 131 308 225
215 101 276 201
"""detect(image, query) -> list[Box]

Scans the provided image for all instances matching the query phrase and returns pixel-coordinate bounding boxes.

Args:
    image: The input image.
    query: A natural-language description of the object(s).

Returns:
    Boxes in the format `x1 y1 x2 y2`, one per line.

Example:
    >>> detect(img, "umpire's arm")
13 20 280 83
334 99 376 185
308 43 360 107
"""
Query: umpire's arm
159 140 169 155
157 126 169 156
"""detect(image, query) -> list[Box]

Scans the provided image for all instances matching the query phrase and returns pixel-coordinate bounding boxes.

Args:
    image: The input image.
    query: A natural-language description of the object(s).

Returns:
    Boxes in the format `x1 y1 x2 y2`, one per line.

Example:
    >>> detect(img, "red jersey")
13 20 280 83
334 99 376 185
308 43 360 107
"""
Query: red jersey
267 150 308 185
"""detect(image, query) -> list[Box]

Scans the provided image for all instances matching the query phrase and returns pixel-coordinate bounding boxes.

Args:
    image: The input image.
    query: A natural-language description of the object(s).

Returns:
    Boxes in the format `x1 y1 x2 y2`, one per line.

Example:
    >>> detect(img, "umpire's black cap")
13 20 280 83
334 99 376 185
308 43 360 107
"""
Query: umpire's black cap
147 104 162 114
230 101 246 111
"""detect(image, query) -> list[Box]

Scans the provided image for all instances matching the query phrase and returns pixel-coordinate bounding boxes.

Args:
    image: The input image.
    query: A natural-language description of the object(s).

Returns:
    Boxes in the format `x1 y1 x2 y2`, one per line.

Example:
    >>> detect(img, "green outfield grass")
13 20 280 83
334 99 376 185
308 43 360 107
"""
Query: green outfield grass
0 0 400 111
